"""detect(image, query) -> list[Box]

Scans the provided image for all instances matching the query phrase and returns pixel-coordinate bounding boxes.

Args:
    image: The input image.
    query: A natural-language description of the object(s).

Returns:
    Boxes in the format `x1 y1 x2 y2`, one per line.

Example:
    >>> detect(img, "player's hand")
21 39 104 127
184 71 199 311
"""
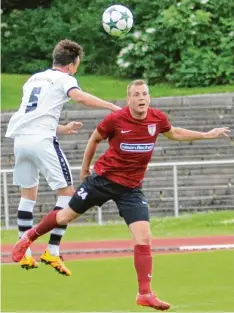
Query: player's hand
80 169 91 182
64 121 83 135
205 127 230 139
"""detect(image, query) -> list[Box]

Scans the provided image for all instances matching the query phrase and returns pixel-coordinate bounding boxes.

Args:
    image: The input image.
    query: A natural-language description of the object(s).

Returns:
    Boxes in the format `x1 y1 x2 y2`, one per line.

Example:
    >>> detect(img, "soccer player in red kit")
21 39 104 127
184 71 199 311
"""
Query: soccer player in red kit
12 80 230 310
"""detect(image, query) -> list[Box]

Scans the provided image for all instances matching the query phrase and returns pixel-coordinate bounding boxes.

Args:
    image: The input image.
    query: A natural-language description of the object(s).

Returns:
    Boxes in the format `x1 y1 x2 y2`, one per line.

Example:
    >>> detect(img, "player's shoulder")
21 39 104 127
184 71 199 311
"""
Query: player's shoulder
49 70 79 88
107 106 127 119
26 69 52 82
49 69 76 80
148 107 168 119
36 69 77 82
24 71 44 87
24 69 59 87
26 70 42 82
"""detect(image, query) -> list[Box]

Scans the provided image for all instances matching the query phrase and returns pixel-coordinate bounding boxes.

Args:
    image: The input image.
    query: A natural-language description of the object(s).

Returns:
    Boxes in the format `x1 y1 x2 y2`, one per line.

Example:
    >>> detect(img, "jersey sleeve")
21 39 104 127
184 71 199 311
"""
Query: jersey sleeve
63 75 81 97
159 111 172 133
97 113 115 139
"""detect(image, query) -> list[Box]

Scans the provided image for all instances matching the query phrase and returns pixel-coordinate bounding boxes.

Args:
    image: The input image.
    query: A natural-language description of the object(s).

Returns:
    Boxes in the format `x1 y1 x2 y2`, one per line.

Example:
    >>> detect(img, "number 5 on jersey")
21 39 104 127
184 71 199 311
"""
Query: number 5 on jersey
26 87 41 113
77 187 88 200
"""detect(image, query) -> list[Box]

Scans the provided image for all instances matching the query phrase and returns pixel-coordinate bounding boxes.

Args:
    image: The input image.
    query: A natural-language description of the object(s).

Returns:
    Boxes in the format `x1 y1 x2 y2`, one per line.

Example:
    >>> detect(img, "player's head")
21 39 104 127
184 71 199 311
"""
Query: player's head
52 39 84 75
126 80 150 118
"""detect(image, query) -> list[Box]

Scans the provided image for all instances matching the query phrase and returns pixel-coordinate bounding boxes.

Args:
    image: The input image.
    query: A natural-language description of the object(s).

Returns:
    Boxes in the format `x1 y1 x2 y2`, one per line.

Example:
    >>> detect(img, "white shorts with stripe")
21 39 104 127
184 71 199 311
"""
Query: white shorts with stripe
13 135 73 190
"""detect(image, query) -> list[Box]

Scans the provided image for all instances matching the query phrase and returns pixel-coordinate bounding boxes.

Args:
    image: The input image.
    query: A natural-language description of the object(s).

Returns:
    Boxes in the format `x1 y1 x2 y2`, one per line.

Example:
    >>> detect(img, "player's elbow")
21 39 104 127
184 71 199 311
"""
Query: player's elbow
164 126 179 141
89 130 104 144
70 89 90 105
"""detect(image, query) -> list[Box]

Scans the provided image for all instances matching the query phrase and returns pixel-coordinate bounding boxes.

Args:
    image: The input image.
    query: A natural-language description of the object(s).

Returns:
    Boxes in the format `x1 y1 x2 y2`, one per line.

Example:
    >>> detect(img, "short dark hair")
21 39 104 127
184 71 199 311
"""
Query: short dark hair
127 79 149 96
52 39 84 66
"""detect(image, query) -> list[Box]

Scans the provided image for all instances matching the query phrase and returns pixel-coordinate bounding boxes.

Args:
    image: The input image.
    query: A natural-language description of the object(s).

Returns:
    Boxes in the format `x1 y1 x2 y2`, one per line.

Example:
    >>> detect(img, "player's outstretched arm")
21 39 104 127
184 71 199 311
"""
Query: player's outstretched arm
68 88 120 112
56 121 83 135
80 129 104 182
163 126 230 141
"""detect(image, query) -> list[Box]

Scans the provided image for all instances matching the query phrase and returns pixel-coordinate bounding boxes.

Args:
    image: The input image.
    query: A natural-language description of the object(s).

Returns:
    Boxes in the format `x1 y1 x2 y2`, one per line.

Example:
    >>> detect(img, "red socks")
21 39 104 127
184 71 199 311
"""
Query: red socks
28 210 59 241
134 244 152 294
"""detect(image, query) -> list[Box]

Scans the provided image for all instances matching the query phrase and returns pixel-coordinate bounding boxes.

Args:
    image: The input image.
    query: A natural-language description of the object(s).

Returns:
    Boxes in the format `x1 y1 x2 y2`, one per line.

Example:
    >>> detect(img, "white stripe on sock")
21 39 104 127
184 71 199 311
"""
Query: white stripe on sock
50 228 66 236
17 219 33 227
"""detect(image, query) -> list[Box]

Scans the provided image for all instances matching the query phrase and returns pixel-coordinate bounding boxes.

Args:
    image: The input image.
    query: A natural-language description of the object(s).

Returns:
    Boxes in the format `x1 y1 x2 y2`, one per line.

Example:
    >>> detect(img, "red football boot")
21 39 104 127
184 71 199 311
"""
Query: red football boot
12 230 32 262
136 292 170 311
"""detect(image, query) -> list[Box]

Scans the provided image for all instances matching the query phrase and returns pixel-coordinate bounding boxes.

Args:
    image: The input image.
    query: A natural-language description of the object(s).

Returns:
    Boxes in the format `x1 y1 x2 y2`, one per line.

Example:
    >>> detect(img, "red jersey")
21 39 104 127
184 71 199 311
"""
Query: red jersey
94 106 171 188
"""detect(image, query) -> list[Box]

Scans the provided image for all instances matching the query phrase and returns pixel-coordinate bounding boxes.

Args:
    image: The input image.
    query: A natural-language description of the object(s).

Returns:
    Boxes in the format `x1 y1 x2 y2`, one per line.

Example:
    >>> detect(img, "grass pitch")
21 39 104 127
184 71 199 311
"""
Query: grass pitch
1 250 234 312
2 211 234 311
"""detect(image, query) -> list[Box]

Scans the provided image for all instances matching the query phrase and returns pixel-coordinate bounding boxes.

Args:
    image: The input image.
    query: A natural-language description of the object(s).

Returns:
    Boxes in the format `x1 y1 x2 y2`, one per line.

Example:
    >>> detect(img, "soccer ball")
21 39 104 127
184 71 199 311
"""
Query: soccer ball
102 5 133 37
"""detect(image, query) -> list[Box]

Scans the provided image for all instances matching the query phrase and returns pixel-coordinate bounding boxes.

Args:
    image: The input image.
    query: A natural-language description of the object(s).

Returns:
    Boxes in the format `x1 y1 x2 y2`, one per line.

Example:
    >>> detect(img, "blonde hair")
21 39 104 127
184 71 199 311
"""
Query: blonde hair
127 79 148 96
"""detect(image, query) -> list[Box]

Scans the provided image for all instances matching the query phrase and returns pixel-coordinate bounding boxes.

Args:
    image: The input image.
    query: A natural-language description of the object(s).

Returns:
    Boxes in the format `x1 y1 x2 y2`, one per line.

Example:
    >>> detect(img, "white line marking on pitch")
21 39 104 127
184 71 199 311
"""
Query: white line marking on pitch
179 244 234 251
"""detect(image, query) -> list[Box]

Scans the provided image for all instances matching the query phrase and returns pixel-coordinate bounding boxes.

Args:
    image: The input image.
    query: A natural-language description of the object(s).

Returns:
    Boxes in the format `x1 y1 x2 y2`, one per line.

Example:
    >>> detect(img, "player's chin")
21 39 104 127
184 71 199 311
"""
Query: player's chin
138 105 147 112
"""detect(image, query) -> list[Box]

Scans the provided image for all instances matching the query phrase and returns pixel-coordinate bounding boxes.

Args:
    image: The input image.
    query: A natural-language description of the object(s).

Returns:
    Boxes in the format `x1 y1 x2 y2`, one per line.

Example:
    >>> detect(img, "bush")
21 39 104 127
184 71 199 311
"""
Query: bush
117 0 234 86
1 0 122 75
167 47 234 87
2 0 234 86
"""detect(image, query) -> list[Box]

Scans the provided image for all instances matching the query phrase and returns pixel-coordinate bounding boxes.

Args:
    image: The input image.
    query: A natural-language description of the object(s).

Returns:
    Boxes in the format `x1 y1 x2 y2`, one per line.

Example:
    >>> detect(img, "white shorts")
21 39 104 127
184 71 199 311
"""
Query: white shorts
13 135 73 190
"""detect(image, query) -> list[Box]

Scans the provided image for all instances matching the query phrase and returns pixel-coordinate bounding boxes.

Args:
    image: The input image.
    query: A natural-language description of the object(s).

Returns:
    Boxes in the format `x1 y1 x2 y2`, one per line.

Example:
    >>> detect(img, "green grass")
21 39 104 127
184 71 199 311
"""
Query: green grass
2 73 234 110
2 211 234 244
2 250 234 312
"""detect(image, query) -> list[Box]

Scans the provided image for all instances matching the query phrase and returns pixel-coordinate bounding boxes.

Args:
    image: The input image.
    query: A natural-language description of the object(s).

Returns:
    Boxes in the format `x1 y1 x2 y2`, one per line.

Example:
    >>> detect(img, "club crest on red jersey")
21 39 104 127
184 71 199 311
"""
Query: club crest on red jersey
148 124 156 136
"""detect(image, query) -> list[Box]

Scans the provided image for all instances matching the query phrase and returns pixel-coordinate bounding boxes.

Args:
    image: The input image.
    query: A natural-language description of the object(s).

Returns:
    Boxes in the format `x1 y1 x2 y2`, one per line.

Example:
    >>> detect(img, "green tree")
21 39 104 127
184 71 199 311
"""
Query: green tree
1 0 122 74
2 0 234 86
117 0 234 86
2 0 52 12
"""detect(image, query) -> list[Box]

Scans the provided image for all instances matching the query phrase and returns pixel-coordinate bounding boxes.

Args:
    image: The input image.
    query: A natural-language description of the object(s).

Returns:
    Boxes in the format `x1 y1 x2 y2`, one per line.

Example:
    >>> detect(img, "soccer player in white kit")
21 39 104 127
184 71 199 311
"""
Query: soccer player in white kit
5 39 120 276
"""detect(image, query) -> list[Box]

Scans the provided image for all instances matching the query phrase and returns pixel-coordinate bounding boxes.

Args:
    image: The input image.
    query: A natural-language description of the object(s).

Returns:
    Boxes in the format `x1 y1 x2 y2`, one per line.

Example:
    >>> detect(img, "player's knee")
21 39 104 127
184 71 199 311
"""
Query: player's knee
129 221 151 245
21 186 38 201
134 228 151 245
57 185 75 197
135 234 151 245
56 206 78 225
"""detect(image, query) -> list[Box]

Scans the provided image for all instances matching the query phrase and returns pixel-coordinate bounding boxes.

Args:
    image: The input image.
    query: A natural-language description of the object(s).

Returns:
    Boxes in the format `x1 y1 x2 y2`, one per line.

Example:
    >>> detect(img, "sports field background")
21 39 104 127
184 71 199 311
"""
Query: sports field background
2 73 234 110
2 70 234 312
2 210 234 244
2 2 234 309
2 211 234 312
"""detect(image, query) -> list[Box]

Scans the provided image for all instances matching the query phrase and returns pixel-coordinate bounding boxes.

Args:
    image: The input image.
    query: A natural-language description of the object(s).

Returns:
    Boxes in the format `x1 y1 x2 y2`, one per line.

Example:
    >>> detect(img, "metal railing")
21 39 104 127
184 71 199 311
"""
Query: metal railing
1 159 234 229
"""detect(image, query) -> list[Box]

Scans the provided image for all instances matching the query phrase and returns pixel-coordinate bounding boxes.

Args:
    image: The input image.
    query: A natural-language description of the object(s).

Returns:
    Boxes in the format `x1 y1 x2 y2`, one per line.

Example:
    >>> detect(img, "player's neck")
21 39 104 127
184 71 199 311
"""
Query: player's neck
129 107 147 120
52 65 70 74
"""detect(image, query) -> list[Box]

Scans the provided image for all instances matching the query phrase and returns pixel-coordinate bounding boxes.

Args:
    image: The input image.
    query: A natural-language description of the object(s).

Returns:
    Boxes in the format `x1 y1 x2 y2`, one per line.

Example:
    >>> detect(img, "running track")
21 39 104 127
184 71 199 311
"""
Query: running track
1 236 234 263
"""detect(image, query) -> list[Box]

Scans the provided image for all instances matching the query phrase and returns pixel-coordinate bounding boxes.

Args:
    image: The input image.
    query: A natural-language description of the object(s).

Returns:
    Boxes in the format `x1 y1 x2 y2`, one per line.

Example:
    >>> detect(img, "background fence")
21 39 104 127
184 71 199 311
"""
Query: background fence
1 159 234 229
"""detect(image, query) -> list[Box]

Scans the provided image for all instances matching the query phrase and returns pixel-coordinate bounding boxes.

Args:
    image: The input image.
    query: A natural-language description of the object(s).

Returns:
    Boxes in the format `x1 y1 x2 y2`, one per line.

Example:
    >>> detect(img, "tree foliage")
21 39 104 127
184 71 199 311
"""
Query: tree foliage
1 0 52 12
2 0 234 86
117 0 234 86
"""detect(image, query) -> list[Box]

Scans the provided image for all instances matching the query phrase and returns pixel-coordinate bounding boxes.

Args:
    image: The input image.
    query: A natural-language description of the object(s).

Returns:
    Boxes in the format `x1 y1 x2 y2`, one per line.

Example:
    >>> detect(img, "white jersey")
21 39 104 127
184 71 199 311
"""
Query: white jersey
5 69 80 138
